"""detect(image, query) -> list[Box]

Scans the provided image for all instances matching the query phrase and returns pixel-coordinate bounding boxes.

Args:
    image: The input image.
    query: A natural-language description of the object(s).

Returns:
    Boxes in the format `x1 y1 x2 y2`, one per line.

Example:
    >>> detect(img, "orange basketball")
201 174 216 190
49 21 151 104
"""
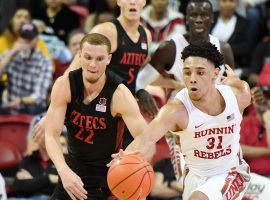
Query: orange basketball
107 154 155 200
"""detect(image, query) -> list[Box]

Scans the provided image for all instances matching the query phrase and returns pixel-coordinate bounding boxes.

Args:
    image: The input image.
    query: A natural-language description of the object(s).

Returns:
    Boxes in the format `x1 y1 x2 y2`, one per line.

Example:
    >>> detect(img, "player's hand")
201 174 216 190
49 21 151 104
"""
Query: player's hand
221 64 239 84
58 166 88 200
107 149 141 167
32 116 46 148
136 89 158 117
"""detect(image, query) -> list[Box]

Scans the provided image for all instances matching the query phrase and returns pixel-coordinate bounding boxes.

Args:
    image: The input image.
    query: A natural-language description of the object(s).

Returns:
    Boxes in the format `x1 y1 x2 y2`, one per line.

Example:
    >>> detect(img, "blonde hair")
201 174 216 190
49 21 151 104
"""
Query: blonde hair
80 33 111 53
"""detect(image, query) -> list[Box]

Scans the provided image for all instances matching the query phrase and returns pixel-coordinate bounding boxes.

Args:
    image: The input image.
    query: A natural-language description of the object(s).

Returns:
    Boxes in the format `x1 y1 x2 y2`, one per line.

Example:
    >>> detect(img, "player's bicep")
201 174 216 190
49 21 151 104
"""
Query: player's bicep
112 85 147 138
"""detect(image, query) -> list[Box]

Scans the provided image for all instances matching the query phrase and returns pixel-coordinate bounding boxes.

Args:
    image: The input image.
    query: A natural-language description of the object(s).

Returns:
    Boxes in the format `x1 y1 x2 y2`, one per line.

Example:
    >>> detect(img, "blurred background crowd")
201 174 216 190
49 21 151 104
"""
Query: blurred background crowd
0 0 270 199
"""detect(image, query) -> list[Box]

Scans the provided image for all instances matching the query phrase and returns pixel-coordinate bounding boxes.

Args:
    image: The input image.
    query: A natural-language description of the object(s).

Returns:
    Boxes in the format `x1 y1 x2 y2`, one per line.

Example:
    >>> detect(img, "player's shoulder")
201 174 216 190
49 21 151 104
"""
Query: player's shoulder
156 40 176 53
161 99 186 118
114 84 133 99
53 75 70 92
90 22 117 36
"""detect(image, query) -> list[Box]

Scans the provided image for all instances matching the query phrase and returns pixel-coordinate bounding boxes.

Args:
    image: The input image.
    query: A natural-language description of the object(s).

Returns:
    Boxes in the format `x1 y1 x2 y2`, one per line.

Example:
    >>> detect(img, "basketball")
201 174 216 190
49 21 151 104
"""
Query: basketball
107 154 155 200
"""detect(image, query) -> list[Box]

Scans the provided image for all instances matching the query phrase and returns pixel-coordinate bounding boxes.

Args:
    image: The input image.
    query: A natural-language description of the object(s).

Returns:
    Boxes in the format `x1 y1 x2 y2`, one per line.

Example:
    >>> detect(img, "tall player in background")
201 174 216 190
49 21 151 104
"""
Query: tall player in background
136 0 235 116
34 0 154 149
45 33 150 200
111 42 251 200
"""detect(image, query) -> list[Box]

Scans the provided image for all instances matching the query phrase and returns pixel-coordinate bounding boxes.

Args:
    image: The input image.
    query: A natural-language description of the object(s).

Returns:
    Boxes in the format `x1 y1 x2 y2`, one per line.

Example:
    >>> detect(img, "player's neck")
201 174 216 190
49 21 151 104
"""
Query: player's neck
83 73 106 101
192 88 225 116
117 16 140 33
186 33 210 43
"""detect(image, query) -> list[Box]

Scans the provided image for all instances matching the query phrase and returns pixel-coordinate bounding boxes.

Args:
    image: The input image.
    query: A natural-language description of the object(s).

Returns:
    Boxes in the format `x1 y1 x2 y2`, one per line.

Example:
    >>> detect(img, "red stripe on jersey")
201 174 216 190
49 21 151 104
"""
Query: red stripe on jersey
115 119 125 152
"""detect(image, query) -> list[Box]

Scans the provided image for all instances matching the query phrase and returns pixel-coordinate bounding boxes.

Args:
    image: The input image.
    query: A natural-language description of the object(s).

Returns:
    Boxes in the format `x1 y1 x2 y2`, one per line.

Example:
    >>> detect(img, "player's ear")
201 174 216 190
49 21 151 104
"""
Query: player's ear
142 0 146 7
117 0 121 6
214 67 220 78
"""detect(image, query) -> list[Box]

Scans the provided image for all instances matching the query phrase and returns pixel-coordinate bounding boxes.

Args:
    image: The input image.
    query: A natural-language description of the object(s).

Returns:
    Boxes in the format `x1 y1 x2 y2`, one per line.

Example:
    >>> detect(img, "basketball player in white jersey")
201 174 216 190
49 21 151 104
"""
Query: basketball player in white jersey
136 0 235 182
136 0 234 116
112 41 251 200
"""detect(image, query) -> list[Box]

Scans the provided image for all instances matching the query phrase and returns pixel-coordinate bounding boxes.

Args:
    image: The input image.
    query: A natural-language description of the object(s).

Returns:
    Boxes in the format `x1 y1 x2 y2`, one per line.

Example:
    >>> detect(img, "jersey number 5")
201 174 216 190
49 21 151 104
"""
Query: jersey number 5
206 136 223 150
127 67 135 84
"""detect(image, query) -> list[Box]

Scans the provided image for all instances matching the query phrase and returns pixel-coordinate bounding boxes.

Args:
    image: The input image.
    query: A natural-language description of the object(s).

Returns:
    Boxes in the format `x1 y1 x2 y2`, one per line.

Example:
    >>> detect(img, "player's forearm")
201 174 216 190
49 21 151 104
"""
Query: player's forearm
125 135 153 157
226 77 249 93
45 133 68 171
136 63 160 92
152 76 185 90
241 145 270 158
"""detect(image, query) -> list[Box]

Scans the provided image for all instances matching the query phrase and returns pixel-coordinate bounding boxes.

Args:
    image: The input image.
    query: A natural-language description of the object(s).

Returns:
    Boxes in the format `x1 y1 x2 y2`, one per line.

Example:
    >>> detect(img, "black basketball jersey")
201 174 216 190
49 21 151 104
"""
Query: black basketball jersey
65 68 125 173
110 19 148 94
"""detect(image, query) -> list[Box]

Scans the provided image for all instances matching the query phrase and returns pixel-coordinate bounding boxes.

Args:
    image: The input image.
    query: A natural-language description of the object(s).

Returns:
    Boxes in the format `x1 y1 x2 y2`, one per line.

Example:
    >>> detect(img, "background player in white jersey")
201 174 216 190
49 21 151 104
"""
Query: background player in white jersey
136 0 235 116
110 41 251 200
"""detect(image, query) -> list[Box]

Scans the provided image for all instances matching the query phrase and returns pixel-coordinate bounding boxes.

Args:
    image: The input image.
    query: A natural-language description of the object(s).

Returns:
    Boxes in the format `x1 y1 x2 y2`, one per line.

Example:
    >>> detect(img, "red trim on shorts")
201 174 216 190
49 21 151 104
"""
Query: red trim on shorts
221 171 247 200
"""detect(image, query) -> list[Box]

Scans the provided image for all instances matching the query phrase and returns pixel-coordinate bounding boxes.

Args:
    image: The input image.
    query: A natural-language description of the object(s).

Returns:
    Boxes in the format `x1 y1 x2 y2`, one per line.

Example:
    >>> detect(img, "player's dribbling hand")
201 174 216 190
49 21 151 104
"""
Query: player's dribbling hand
58 166 88 200
107 149 141 167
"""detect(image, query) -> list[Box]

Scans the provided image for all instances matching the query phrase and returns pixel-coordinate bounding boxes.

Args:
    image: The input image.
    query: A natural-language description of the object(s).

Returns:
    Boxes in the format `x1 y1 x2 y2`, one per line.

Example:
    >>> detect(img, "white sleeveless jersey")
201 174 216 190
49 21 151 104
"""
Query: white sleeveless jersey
167 34 223 83
174 85 242 177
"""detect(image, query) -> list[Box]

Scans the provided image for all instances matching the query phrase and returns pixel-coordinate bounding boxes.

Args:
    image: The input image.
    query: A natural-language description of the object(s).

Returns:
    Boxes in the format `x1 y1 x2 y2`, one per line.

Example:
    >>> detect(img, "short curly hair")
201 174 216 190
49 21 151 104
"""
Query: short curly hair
181 41 224 67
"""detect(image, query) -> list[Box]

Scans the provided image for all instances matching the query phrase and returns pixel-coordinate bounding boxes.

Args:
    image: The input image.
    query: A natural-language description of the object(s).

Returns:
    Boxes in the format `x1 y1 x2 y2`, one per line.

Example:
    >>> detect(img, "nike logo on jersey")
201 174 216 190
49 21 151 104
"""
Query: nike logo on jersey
195 123 204 128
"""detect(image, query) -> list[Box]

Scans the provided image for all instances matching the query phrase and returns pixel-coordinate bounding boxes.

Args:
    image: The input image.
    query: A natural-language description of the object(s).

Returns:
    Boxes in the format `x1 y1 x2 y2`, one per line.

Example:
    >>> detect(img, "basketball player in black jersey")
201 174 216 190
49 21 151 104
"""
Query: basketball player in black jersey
33 0 155 150
45 33 149 200
136 0 235 116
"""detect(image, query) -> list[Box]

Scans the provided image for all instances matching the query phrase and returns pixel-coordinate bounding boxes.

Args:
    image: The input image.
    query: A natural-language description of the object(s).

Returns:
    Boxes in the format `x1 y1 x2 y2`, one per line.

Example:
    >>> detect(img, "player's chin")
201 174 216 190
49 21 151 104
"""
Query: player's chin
189 93 201 101
85 76 98 84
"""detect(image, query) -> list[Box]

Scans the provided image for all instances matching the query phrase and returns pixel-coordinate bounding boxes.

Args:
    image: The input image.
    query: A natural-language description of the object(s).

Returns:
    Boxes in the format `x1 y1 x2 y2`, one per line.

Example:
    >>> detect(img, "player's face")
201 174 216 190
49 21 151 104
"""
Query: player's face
182 56 219 101
219 0 238 18
79 43 112 83
186 2 213 39
118 0 146 21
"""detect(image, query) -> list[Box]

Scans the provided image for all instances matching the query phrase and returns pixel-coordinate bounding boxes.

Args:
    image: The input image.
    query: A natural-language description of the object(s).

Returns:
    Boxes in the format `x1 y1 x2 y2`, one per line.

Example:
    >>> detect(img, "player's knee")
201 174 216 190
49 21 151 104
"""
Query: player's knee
188 191 209 200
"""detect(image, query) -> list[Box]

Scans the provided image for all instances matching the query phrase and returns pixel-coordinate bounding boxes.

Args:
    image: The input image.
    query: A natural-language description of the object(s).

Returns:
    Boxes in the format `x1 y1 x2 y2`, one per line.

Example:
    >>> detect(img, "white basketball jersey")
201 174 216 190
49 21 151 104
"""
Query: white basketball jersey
174 85 242 177
167 34 223 83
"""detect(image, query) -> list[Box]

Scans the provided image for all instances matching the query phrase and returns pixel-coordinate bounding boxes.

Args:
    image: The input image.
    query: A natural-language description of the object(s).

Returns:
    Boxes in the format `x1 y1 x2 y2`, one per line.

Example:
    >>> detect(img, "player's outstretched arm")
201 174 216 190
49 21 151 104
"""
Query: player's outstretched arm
222 64 251 113
45 76 87 200
125 100 187 158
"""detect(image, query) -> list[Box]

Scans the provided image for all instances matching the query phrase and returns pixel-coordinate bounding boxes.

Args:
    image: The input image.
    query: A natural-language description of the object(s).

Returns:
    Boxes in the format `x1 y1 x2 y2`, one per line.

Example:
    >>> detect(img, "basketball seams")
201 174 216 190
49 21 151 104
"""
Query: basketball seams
107 155 154 199
109 162 144 173
110 165 147 191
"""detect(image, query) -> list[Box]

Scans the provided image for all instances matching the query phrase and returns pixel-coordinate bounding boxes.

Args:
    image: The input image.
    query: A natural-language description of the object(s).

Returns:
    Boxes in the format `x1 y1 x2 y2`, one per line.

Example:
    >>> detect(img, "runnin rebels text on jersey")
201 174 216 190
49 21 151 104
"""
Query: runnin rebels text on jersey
110 19 148 94
174 85 243 177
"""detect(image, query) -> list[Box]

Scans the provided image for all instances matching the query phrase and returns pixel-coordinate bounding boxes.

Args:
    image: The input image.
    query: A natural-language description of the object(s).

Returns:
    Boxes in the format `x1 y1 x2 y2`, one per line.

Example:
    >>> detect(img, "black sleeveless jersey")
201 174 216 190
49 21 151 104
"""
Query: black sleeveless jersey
65 68 125 173
110 19 148 94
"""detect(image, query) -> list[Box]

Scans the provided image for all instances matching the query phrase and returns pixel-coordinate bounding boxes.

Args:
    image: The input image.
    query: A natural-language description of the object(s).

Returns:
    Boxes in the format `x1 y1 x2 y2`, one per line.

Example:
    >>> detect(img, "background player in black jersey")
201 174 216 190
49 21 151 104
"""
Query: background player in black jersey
45 33 151 200
33 0 156 149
